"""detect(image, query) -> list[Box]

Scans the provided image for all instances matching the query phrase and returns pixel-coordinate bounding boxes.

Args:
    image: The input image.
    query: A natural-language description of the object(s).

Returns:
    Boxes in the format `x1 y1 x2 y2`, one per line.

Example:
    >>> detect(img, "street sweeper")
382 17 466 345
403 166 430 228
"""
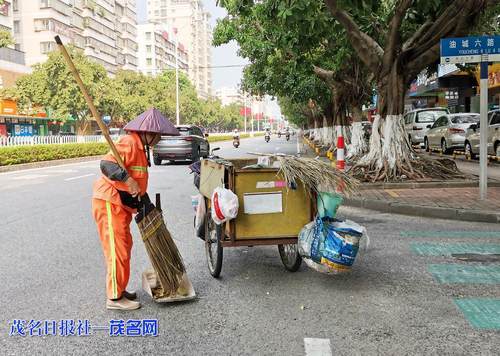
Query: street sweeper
91 108 179 310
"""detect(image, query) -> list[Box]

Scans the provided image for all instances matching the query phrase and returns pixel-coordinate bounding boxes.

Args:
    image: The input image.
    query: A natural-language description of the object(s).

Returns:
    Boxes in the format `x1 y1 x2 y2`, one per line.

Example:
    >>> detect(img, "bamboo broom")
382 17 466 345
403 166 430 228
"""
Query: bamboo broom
55 36 187 297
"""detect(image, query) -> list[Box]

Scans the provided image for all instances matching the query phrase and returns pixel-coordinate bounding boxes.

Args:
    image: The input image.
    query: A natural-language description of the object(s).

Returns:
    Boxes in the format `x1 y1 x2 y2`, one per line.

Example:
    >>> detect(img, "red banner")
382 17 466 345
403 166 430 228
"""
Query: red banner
254 113 264 120
239 106 251 116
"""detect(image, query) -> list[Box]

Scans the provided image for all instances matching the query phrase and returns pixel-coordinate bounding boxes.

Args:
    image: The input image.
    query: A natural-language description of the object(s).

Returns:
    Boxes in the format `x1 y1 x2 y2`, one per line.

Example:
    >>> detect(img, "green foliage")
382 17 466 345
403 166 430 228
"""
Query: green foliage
6 48 244 132
0 143 109 166
0 29 13 48
11 46 108 133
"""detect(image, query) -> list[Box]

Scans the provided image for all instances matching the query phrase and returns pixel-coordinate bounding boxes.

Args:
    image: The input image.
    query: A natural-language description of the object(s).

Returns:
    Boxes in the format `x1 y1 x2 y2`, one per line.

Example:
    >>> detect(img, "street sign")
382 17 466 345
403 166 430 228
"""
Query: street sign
440 36 499 200
440 35 500 64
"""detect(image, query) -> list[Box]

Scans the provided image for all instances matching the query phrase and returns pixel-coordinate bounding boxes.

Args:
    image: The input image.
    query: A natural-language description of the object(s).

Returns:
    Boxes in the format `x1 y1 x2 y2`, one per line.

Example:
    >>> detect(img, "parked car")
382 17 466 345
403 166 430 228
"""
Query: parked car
152 125 210 165
464 110 500 159
424 113 480 153
403 108 449 146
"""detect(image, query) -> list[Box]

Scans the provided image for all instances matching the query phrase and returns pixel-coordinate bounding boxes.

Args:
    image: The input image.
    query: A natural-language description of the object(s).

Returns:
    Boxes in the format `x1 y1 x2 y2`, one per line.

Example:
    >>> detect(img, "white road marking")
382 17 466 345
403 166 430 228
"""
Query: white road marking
12 174 50 180
0 160 100 176
304 338 332 356
64 173 95 181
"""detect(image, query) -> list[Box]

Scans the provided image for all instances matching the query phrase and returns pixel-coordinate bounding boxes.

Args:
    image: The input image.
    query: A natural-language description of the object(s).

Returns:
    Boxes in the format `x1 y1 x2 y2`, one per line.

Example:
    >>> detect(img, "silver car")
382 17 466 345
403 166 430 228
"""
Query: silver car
464 110 500 159
152 125 210 165
403 108 449 146
424 113 480 153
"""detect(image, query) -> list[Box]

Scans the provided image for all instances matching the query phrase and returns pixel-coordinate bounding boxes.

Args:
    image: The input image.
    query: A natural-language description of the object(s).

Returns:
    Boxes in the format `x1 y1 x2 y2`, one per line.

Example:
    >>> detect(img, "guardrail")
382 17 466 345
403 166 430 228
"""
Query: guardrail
0 135 107 147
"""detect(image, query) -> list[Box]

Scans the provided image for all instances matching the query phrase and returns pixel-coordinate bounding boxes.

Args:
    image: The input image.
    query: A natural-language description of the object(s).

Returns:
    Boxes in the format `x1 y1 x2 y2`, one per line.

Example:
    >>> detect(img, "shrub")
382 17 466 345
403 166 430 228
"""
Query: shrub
0 143 109 166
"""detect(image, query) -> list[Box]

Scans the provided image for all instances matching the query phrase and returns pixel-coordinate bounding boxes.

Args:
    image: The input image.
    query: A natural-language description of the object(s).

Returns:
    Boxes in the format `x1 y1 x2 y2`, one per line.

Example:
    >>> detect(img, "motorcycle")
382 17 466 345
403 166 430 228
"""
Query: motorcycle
286 133 290 141
233 137 240 148
278 132 281 138
265 134 270 143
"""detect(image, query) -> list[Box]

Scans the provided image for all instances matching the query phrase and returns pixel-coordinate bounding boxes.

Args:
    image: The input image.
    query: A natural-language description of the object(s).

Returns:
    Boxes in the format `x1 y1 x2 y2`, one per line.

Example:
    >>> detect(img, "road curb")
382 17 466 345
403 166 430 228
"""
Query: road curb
0 155 103 173
344 197 500 224
359 180 500 190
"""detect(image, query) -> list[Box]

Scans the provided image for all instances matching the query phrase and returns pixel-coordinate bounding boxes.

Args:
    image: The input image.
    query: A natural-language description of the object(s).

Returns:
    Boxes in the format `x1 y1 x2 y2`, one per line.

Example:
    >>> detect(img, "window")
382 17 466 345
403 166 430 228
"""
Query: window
491 112 500 126
146 58 152 66
434 116 448 128
416 111 442 123
13 0 19 11
451 115 479 124
145 32 151 40
146 45 152 53
14 43 21 51
13 21 20 34
40 41 55 54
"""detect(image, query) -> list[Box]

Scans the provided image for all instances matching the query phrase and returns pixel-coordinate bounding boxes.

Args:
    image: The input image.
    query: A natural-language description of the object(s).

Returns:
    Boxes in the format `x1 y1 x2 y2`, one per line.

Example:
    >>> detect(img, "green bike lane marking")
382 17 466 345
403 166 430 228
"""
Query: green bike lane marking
401 231 500 239
428 264 500 284
411 243 500 256
454 299 500 330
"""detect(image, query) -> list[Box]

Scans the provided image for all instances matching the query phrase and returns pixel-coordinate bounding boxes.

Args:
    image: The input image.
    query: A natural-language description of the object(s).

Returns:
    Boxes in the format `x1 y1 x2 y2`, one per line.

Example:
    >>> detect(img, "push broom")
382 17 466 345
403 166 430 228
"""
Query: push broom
55 36 190 298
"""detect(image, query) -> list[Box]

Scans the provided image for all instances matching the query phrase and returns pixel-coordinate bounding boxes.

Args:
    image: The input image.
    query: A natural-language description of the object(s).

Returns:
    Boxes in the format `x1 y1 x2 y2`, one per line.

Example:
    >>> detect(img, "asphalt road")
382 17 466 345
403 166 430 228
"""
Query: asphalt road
1 135 499 355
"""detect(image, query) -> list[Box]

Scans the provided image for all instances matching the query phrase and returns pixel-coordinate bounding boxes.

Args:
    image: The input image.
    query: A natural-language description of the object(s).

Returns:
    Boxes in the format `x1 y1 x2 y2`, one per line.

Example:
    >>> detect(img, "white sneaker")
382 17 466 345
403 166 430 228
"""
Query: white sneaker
106 296 141 310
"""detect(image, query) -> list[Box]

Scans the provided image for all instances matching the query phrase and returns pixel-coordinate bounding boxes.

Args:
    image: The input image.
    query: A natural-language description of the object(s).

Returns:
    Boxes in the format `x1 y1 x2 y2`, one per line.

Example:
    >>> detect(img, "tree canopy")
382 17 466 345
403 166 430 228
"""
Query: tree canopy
3 47 244 133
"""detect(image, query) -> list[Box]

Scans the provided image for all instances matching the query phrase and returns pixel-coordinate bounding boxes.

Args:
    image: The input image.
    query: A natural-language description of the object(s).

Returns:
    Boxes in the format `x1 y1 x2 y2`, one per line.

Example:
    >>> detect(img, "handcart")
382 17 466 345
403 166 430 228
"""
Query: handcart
198 157 314 278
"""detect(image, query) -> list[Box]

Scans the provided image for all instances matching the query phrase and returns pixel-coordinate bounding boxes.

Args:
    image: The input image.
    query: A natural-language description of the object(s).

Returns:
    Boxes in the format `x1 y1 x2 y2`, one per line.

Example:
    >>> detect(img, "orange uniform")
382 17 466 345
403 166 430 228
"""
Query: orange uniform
92 133 148 300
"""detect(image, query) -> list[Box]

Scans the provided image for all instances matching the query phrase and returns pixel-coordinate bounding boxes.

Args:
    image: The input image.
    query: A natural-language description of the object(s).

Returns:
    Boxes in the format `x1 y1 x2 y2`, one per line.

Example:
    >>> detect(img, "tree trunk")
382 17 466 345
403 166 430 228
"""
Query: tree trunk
354 61 417 181
347 106 368 160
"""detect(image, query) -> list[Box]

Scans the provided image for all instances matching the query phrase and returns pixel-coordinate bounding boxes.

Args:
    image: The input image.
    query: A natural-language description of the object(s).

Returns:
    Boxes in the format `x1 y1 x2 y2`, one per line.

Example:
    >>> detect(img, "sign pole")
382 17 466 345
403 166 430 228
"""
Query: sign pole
479 60 489 200
243 93 247 133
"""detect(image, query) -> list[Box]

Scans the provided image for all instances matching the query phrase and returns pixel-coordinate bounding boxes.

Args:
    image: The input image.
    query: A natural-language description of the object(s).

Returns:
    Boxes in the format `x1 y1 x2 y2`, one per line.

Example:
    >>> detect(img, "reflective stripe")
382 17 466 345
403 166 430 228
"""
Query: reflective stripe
106 201 118 299
130 166 147 172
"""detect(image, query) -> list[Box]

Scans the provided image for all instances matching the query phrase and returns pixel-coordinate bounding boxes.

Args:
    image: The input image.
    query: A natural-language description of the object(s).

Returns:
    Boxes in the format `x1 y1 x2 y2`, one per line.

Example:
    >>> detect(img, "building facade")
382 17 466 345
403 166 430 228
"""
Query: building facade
215 86 244 107
12 0 138 74
137 23 188 76
147 0 212 98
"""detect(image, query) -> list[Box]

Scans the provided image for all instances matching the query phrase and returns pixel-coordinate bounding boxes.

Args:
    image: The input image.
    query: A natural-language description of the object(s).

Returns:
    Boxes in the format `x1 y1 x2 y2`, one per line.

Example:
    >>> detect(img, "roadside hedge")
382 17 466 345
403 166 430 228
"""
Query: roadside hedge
0 143 109 166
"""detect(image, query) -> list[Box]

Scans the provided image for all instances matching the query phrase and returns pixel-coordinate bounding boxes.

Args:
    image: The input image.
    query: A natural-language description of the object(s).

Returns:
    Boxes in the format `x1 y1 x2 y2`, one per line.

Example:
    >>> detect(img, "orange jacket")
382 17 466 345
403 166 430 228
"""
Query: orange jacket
92 133 149 211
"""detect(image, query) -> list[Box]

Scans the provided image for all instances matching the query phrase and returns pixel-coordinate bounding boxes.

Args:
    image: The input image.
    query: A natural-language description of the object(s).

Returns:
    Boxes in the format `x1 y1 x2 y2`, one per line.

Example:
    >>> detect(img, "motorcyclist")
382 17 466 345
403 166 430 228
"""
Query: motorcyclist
233 128 240 139
265 128 271 142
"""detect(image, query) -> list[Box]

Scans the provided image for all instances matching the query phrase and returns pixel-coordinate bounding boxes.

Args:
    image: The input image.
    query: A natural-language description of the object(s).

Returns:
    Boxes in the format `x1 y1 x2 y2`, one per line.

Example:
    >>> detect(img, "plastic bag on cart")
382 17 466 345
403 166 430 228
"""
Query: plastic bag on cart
298 217 365 274
193 194 206 240
317 192 343 219
211 187 239 225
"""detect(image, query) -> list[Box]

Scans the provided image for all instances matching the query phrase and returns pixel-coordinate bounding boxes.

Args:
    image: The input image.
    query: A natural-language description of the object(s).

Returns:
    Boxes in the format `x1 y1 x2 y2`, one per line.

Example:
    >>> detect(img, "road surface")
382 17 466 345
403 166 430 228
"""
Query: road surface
1 135 499 355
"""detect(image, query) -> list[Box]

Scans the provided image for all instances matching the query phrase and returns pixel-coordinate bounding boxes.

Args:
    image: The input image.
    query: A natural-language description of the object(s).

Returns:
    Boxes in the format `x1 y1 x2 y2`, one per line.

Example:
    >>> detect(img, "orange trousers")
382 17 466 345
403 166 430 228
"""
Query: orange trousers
92 198 133 300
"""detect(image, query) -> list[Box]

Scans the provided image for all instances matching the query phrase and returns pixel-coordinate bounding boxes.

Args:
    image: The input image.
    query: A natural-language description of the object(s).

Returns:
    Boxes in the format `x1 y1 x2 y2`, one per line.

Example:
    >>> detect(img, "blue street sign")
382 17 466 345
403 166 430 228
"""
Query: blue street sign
440 35 500 64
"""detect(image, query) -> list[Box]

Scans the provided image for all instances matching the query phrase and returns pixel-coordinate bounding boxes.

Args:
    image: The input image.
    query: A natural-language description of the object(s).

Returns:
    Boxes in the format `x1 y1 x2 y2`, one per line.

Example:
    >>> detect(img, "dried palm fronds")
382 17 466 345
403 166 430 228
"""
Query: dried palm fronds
137 207 185 297
274 155 358 196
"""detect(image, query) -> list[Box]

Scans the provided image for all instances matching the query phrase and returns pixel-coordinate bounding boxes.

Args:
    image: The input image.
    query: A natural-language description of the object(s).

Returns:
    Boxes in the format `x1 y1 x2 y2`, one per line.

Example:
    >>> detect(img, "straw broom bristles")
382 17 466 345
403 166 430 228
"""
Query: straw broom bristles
275 155 358 196
137 208 185 297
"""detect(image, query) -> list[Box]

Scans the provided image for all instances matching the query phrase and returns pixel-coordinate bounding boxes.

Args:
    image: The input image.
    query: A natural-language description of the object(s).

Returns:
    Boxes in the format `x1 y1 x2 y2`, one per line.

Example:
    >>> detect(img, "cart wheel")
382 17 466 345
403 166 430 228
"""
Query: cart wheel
278 244 302 272
205 210 223 278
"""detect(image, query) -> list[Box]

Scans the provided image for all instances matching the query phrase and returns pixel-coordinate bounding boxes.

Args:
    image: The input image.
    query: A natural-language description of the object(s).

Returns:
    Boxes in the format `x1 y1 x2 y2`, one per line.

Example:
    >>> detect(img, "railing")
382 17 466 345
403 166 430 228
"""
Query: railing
0 135 109 147
0 47 26 65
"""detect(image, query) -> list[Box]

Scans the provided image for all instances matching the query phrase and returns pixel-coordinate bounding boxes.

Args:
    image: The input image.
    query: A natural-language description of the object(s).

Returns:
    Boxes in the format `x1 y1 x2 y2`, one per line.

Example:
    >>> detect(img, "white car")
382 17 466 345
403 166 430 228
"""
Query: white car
403 108 449 146
424 113 480 153
464 110 500 158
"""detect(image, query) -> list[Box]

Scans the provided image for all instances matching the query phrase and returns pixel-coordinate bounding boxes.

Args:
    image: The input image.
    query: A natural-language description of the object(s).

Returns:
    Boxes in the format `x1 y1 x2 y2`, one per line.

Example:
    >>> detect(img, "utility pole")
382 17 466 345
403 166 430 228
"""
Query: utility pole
175 28 180 126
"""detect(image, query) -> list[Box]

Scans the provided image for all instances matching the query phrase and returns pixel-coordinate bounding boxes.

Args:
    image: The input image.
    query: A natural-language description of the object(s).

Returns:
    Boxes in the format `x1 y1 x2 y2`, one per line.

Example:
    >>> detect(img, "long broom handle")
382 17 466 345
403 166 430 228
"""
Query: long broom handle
54 35 126 170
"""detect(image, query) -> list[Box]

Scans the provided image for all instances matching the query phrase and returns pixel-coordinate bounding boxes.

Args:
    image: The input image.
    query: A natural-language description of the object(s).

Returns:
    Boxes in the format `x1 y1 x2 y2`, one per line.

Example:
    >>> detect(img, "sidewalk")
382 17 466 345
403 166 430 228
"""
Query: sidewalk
346 186 500 223
302 136 500 223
